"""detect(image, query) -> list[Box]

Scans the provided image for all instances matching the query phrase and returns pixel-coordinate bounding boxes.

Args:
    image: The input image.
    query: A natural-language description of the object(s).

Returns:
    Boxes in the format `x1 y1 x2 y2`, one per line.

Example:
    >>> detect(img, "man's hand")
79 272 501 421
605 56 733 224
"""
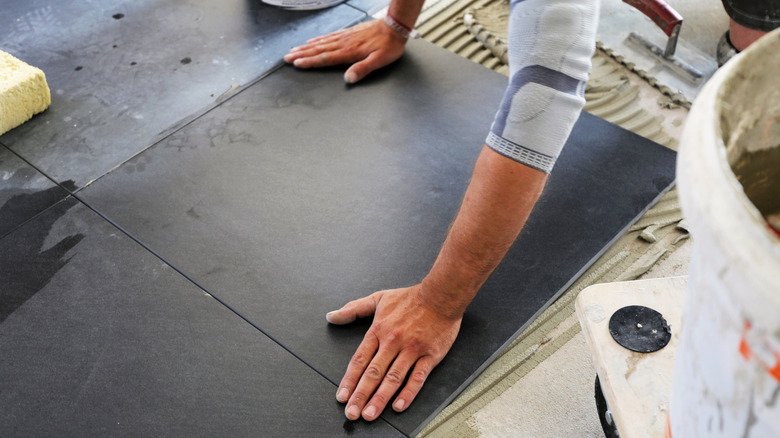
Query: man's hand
284 20 407 84
327 285 462 421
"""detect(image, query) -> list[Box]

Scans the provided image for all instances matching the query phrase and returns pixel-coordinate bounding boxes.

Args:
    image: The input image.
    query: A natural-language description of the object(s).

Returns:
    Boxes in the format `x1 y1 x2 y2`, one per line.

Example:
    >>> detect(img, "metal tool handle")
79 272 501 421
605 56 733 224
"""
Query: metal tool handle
622 0 683 58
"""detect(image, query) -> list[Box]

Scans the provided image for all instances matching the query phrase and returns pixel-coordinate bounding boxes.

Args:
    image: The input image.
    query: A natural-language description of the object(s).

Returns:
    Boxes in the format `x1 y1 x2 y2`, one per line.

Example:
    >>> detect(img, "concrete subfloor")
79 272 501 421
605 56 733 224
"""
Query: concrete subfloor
461 0 725 435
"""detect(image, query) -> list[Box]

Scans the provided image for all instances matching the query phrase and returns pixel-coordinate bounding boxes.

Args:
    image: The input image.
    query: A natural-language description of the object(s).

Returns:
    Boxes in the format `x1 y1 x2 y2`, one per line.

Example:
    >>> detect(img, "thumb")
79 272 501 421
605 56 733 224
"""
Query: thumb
344 50 398 84
326 292 383 325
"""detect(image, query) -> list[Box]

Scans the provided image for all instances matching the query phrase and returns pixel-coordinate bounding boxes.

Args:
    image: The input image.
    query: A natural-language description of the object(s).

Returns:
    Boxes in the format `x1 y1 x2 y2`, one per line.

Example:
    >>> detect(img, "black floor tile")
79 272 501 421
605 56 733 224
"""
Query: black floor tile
347 0 390 15
0 146 72 238
0 0 363 188
79 39 676 435
0 198 402 437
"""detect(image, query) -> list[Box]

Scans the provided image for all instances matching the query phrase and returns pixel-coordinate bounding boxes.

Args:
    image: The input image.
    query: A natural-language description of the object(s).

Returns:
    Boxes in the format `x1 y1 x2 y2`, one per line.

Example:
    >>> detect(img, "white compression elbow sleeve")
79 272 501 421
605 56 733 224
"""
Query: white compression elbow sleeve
486 0 600 173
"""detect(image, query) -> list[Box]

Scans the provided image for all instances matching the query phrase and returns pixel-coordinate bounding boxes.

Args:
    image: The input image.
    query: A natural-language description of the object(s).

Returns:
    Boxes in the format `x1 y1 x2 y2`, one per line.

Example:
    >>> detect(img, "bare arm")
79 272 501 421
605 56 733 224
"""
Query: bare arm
423 146 547 316
327 145 547 421
315 0 599 422
284 0 425 83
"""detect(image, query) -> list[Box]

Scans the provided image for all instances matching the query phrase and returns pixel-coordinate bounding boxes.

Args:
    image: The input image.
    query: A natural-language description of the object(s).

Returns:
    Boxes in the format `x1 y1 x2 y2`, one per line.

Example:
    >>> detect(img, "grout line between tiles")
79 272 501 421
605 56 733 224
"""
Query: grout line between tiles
2 18 389 433
74 11 370 195
345 3 368 13
3 14 371 199
68 192 329 375
65 192 407 437
2 10 399 433
2 62 285 199
0 204 60 242
0 146 74 241
73 63 288 195
345 2 385 17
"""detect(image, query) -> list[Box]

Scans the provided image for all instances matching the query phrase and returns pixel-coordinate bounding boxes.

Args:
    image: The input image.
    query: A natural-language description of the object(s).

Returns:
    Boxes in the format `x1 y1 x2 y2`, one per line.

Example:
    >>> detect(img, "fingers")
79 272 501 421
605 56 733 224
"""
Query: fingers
343 343 400 421
344 51 390 84
284 25 365 66
337 332 380 419
285 19 405 84
359 351 418 421
391 357 436 412
330 285 460 422
283 42 340 67
341 350 437 421
326 293 381 325
287 49 357 70
285 41 342 60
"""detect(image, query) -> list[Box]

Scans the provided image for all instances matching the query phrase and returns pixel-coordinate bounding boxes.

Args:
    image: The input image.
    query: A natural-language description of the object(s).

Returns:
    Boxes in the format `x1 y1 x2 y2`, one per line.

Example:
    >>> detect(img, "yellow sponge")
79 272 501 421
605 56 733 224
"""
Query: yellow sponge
0 50 51 136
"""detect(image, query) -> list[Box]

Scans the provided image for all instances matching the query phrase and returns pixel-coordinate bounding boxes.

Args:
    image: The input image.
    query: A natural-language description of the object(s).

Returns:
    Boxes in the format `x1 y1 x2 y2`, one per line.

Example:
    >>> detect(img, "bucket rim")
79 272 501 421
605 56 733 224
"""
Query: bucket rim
677 28 780 313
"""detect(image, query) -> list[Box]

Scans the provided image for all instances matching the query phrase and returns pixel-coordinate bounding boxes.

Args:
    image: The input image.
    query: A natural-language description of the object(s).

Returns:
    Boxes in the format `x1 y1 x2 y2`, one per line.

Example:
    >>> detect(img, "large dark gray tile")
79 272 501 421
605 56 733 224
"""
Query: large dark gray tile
0 146 72 238
0 198 402 437
0 0 364 188
79 39 676 435
347 0 391 15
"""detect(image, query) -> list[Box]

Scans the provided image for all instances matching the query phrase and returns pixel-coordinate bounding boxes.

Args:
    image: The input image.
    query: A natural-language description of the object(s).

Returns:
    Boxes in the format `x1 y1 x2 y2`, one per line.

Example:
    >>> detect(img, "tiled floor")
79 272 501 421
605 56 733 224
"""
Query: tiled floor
0 0 364 188
2 1 676 436
0 198 402 437
0 147 71 239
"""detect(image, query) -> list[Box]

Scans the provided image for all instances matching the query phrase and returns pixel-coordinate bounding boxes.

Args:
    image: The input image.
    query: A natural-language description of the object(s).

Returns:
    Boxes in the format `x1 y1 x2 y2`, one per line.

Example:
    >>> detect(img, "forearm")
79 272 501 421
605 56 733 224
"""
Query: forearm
419 0 600 316
328 0 601 422
421 145 547 318
386 0 426 31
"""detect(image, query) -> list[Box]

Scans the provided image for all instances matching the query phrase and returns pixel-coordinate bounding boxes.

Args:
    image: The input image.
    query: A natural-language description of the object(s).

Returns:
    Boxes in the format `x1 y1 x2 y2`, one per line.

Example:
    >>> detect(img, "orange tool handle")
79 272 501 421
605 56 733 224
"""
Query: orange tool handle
622 0 683 37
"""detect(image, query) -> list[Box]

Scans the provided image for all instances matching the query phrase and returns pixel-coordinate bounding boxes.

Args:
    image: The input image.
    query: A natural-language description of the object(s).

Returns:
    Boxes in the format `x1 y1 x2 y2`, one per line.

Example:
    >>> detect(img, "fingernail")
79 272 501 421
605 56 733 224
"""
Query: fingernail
393 399 405 411
336 387 349 402
346 404 361 420
344 71 357 84
283 54 293 62
293 59 304 67
326 311 337 323
363 405 377 419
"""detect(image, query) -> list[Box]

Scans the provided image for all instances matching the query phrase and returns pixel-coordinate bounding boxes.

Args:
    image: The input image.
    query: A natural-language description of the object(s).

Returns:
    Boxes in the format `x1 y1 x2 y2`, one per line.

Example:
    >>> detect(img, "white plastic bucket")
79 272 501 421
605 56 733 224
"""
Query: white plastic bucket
669 28 780 437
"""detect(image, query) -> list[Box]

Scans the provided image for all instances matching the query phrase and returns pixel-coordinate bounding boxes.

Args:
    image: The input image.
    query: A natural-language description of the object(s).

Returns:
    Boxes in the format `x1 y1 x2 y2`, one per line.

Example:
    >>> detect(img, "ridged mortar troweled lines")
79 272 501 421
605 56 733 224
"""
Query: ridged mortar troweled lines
463 8 508 65
416 0 510 74
413 1 690 436
597 43 693 109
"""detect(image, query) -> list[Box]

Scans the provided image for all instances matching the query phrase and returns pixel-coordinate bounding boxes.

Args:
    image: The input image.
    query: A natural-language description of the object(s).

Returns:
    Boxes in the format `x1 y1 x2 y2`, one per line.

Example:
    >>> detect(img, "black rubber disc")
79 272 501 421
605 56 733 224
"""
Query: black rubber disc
608 305 671 353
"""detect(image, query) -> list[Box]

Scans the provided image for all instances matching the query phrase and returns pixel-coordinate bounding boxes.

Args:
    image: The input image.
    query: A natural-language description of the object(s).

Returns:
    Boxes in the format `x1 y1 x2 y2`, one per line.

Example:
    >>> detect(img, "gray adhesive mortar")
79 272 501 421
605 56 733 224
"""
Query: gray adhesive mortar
723 83 780 218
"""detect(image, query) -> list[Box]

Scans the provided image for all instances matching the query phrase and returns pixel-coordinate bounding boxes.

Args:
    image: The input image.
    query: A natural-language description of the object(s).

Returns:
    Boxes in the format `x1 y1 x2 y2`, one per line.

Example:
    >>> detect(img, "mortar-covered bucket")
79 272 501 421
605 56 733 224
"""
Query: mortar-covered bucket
669 28 780 437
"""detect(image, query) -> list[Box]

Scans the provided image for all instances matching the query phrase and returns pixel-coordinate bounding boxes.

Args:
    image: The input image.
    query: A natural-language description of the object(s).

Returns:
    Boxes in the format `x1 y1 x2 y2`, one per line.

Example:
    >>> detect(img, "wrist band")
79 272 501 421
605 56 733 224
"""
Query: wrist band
383 13 420 39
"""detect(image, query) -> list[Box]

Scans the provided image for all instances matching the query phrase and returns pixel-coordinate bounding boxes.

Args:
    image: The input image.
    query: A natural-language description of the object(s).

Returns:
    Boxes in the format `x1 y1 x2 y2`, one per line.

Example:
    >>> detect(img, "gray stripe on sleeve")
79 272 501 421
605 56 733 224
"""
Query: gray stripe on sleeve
485 131 556 173
491 64 583 136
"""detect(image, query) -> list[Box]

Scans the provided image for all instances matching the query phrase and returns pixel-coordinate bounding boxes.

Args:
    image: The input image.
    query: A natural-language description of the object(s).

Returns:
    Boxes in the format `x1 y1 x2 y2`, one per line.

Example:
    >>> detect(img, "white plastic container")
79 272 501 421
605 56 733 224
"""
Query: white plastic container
669 29 780 437
262 0 345 10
